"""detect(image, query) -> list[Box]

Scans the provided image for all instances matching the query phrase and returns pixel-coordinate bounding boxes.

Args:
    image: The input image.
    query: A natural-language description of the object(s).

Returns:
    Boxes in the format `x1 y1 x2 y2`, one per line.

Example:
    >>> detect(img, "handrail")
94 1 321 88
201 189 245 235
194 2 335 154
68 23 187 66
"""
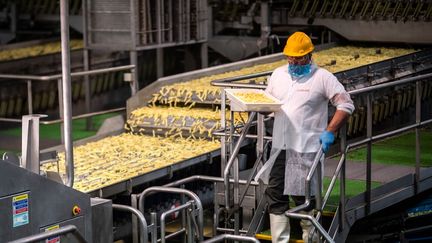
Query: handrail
160 201 193 243
286 147 324 214
163 175 259 188
138 186 204 242
348 72 432 95
211 71 271 89
209 54 432 242
0 65 135 82
285 212 335 243
202 234 260 243
210 67 432 95
41 107 125 125
238 142 268 207
223 112 256 210
322 117 432 209
348 118 432 149
0 64 135 189
112 204 148 243
0 107 125 124
313 74 432 241
8 225 87 243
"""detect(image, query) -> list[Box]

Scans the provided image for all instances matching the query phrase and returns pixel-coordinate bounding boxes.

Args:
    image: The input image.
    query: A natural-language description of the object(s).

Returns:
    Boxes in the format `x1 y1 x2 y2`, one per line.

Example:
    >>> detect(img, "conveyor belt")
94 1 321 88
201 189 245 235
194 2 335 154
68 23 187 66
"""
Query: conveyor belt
270 0 432 43
126 106 248 138
42 45 432 198
279 0 432 21
41 132 221 197
146 46 416 106
0 40 83 62
131 46 430 139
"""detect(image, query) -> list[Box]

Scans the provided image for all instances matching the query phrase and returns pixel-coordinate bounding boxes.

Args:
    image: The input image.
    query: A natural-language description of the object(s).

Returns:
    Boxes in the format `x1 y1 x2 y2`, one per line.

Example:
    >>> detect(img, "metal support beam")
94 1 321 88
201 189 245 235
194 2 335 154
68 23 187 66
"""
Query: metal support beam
415 81 421 190
26 80 33 115
83 49 93 131
157 48 164 78
60 0 74 187
260 1 270 39
365 93 373 215
201 42 208 68
82 0 92 131
339 124 346 232
21 114 47 174
112 204 148 243
130 51 139 95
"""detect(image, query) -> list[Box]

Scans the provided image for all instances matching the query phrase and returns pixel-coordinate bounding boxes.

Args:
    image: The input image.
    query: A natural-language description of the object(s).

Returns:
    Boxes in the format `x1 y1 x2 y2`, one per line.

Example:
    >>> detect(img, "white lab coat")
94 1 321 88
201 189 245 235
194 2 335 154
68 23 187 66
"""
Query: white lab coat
255 64 354 195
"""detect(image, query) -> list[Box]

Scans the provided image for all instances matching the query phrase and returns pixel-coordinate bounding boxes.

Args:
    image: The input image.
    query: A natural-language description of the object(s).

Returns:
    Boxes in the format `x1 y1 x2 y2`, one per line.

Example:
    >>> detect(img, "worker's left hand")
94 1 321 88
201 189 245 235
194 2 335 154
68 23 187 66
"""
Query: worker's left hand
319 131 335 153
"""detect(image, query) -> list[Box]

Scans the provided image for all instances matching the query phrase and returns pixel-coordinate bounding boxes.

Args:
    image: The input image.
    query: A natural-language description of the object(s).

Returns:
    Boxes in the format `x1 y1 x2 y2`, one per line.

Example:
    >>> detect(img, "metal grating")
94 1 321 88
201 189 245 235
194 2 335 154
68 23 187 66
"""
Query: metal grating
86 0 207 50
88 0 132 47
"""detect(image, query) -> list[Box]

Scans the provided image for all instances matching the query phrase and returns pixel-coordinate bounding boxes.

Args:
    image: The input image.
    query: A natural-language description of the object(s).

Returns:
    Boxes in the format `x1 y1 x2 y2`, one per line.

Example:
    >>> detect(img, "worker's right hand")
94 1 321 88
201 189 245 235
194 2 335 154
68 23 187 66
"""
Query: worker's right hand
319 130 335 153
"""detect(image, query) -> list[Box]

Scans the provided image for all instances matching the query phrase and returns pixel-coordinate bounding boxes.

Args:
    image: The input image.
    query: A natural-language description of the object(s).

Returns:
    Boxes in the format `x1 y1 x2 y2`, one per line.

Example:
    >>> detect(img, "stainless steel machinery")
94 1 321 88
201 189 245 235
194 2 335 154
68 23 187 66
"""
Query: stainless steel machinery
0 158 93 242
0 113 120 242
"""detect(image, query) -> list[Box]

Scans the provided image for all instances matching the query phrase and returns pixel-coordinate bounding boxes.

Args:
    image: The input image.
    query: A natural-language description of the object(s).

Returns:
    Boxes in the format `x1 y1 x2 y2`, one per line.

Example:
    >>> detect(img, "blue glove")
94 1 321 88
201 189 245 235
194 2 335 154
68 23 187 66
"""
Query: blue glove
320 131 335 153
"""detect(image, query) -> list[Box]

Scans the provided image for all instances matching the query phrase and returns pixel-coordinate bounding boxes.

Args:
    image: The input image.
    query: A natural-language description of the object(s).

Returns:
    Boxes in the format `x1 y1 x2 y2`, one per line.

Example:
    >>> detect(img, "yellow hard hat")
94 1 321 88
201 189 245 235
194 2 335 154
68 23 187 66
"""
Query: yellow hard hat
283 32 314 57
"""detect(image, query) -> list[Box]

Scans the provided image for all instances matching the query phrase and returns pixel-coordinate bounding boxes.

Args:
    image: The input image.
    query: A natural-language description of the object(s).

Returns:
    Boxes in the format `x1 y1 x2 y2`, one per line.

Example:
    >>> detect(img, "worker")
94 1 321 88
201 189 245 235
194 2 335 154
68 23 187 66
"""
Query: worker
255 32 355 242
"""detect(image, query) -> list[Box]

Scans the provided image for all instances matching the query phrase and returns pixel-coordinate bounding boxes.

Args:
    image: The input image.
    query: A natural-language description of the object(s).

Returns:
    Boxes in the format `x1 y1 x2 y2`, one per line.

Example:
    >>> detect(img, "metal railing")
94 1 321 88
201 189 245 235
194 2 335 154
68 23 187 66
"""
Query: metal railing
8 225 87 243
161 174 260 237
137 186 204 242
285 72 432 242
202 234 260 243
0 64 135 123
223 112 256 211
0 64 135 188
160 201 194 243
212 75 275 236
112 204 148 243
211 67 432 242
285 147 335 243
320 72 432 241
0 107 125 124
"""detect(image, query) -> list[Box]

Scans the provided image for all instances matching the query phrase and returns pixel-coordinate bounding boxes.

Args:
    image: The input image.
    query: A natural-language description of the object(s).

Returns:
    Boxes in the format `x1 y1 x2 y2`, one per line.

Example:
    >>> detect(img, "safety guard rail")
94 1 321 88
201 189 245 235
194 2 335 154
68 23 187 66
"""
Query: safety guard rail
112 204 148 243
8 225 87 243
318 72 432 242
211 66 432 242
0 64 134 188
136 186 204 242
202 234 260 243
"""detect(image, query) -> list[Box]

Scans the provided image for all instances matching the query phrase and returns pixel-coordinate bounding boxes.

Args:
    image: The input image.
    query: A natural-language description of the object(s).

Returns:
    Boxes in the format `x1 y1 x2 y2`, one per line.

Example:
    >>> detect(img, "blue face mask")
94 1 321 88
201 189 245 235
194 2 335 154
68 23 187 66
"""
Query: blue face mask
288 63 312 78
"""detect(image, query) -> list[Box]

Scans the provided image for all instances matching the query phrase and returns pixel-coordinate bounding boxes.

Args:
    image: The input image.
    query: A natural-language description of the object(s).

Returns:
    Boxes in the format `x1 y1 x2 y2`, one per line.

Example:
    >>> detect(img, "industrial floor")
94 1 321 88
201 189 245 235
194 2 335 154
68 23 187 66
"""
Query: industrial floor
325 158 415 183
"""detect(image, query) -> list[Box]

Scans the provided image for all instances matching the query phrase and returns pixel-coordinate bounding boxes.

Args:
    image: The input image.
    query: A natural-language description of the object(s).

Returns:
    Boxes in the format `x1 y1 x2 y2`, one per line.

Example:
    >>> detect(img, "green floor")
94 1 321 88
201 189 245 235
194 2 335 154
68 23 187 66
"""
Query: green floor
0 113 120 140
345 130 432 167
323 177 381 210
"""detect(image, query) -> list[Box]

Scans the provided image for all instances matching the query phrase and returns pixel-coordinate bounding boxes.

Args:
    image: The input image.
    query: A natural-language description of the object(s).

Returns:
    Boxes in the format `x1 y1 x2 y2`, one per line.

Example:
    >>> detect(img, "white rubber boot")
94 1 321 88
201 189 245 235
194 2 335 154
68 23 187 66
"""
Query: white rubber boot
300 210 319 243
270 213 291 243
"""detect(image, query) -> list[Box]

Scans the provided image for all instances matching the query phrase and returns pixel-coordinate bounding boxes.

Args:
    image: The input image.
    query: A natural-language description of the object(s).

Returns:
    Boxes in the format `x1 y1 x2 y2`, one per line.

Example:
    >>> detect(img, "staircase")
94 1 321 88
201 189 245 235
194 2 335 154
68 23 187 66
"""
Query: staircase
215 71 432 242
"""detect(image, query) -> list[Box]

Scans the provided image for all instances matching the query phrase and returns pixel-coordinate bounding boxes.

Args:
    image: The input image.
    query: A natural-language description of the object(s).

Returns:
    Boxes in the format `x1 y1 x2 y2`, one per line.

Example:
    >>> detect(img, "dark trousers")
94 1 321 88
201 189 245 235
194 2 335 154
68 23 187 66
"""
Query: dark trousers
265 150 315 214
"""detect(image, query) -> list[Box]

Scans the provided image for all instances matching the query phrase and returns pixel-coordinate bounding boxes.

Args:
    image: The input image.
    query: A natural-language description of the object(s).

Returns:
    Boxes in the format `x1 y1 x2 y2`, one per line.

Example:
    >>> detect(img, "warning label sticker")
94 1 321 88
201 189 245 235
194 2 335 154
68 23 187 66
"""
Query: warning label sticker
45 225 60 243
12 194 29 227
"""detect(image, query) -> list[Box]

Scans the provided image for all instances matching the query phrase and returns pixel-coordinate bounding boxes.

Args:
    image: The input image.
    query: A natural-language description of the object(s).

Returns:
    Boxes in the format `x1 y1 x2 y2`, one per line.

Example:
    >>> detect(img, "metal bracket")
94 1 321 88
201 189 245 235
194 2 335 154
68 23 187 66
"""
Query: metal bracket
123 73 133 82
168 165 174 179
126 179 133 195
